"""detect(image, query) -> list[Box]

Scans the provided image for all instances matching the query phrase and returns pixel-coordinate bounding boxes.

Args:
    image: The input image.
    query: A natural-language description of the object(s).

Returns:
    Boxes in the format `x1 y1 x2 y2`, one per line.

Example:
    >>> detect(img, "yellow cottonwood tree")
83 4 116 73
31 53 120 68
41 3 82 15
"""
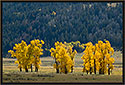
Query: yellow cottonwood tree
8 40 28 72
58 46 73 74
66 45 77 73
30 39 44 72
81 42 94 74
50 41 62 73
50 41 76 74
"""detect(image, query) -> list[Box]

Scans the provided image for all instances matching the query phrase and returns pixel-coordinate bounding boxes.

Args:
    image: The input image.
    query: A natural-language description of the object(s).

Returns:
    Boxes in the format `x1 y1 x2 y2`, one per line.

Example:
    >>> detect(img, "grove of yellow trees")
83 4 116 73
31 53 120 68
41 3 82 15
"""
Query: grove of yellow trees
8 39 44 72
8 39 115 75
81 40 115 75
50 41 77 74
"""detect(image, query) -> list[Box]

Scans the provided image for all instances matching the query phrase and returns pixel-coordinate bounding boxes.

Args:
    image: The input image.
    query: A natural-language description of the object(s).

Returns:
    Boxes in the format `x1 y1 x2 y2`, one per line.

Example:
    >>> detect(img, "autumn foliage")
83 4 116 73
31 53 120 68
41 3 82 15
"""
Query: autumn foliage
50 41 77 74
8 39 115 75
81 40 115 75
8 39 44 72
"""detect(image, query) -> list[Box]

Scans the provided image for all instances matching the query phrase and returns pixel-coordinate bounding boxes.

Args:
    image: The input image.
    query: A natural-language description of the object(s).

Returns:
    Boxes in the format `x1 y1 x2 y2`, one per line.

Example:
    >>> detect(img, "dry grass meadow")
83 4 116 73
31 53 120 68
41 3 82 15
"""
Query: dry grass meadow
2 51 123 83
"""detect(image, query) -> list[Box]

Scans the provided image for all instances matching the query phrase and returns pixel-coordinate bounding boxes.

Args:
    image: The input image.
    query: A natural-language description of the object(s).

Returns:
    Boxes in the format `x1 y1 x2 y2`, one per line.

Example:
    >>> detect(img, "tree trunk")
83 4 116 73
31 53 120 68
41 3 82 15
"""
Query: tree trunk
56 68 59 73
34 56 38 72
71 66 73 73
35 67 38 72
31 64 33 72
90 67 92 74
102 53 105 74
19 62 22 72
25 67 28 72
65 65 68 74
94 59 96 74
99 68 101 74
102 59 105 74
99 59 102 74
55 61 59 73
71 58 74 73
87 70 88 74
108 64 110 75
20 67 22 72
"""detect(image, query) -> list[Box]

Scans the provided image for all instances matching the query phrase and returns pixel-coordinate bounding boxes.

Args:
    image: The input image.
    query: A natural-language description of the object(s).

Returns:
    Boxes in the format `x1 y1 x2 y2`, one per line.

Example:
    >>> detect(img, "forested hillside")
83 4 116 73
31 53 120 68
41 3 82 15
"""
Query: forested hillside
2 2 123 57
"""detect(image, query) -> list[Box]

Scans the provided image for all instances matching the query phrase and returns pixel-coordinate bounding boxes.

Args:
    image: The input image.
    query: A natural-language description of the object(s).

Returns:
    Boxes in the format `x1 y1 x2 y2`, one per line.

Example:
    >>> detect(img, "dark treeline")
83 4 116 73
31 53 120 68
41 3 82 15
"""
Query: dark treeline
2 2 123 57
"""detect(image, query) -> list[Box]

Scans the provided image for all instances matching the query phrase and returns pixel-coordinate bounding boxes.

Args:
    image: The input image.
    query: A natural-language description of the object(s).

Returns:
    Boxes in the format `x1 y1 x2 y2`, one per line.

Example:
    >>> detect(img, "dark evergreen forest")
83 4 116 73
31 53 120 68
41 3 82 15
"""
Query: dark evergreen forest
2 2 123 57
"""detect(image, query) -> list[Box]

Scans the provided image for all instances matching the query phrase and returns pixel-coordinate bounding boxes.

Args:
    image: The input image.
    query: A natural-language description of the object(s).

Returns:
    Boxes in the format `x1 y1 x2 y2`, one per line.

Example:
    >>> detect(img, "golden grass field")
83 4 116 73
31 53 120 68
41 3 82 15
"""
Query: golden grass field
3 51 123 83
